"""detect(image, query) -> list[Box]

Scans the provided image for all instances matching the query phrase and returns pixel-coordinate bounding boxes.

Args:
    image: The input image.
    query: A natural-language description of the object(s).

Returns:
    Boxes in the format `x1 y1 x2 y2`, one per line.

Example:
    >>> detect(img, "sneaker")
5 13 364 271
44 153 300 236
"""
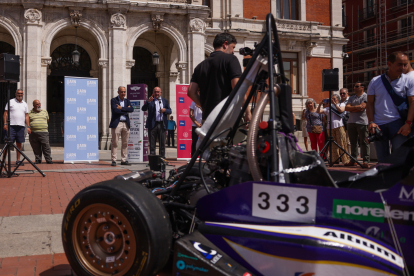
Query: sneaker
344 161 356 166
35 160 42 164
121 161 131 165
46 161 53 164
16 160 24 166
362 162 370 169
111 161 116 166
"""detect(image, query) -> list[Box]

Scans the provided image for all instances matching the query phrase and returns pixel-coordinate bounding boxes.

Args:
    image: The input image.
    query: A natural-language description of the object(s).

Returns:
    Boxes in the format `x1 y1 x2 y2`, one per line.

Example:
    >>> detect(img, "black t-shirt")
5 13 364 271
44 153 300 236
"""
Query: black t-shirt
190 51 242 120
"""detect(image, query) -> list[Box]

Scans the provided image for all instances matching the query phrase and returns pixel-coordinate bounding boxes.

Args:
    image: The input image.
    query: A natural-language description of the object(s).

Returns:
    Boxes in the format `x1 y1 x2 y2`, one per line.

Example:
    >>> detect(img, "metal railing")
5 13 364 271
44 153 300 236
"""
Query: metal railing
391 0 413 9
358 5 377 21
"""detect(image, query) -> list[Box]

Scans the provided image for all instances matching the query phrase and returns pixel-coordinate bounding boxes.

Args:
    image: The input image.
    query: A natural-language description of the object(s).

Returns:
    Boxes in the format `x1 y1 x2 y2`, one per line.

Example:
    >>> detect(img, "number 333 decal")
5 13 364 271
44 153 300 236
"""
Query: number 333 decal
252 184 317 223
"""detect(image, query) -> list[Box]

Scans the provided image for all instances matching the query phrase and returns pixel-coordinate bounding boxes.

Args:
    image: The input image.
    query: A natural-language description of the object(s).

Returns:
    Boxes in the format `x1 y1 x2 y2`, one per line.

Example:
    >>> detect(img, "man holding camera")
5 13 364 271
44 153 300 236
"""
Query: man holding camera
345 82 370 168
367 51 414 162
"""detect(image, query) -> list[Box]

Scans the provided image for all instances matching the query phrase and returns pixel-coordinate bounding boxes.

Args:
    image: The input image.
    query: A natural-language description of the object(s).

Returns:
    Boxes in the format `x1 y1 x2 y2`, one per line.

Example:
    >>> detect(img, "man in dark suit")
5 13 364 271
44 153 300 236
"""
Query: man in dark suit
142 86 172 157
109 86 134 166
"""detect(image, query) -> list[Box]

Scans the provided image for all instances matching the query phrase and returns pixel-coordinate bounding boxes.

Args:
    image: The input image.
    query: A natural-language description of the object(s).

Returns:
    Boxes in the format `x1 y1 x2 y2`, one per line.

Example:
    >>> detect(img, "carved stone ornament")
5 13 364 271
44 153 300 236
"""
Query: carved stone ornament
287 40 296 50
170 71 179 78
126 60 135 69
189 18 206 33
277 21 311 32
99 59 108 68
41 57 52 66
155 72 165 78
175 62 187 71
70 9 82 26
151 13 164 30
306 41 318 56
24 9 42 24
111 13 126 28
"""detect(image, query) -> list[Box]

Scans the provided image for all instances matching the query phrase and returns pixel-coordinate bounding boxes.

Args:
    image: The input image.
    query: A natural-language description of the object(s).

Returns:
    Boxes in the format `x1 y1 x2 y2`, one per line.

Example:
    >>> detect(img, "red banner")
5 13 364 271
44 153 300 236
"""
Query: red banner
176 84 192 160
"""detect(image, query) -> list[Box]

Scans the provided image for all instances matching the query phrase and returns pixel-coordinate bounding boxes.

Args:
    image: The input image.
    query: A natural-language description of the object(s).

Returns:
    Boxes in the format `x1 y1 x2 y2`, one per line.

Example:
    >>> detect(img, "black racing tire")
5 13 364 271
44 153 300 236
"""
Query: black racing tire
62 180 172 276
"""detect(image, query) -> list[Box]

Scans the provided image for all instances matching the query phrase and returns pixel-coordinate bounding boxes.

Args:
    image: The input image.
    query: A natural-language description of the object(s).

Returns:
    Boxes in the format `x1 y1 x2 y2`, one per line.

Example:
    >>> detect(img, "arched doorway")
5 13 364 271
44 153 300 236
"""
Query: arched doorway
47 43 91 143
131 47 158 96
0 41 16 143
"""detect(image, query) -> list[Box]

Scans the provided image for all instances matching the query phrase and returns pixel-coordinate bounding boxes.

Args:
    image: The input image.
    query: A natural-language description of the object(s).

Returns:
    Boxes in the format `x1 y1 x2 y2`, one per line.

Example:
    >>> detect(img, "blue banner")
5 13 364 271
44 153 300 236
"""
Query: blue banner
64 77 99 163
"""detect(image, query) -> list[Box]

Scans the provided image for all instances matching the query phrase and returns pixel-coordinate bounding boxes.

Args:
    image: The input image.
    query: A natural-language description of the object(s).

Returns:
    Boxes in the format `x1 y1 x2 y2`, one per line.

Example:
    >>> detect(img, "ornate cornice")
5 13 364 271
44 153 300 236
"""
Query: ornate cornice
111 13 126 28
305 41 318 56
41 57 51 67
277 21 311 32
24 9 42 24
170 71 179 78
99 59 109 68
287 40 296 50
69 9 82 26
175 62 187 71
151 13 164 30
126 60 135 69
189 18 206 34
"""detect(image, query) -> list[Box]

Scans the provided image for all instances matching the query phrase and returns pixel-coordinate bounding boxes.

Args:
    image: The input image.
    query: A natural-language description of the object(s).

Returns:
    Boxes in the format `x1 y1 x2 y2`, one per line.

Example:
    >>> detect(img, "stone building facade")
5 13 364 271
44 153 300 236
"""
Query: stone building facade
0 0 346 148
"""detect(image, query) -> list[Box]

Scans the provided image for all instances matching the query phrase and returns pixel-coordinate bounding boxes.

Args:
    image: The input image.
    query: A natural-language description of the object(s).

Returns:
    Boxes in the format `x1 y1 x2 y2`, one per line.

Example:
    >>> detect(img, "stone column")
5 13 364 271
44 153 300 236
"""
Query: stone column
99 59 109 149
40 57 51 107
169 72 179 121
188 18 206 83
108 13 127 99
176 62 187 85
23 8 43 107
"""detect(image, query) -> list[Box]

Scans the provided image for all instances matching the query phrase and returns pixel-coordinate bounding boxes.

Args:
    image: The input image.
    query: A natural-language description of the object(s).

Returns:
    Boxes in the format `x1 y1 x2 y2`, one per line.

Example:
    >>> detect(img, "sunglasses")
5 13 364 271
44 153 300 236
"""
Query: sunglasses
354 85 363 88
340 93 347 95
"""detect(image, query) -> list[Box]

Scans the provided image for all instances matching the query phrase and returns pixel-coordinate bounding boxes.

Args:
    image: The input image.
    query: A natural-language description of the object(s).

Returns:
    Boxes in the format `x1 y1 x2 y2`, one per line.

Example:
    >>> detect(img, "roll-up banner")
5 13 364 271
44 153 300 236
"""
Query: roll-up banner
127 84 148 163
176 84 192 160
64 77 99 163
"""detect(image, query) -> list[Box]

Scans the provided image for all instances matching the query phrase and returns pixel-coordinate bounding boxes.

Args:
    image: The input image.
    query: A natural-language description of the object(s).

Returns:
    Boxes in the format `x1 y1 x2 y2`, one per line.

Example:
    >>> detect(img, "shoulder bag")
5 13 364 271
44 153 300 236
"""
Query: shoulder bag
381 74 409 121
309 112 323 134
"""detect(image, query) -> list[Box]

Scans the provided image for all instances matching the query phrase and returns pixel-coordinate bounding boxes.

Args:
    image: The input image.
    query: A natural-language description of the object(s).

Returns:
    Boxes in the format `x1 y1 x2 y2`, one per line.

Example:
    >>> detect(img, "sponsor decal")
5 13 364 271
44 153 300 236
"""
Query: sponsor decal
87 134 96 141
130 86 141 91
180 144 186 150
177 253 198 260
66 79 76 86
87 80 97 87
191 241 222 264
87 98 96 105
66 135 76 141
66 98 76 104
66 153 76 159
179 97 185 103
333 199 414 225
399 186 414 202
87 116 97 123
77 125 86 132
135 147 141 150
181 86 188 92
77 107 86 113
77 89 86 95
179 120 185 126
77 144 87 150
128 144 134 147
183 132 189 138
176 260 208 272
182 109 188 115
66 116 76 123
87 152 97 159
294 273 315 276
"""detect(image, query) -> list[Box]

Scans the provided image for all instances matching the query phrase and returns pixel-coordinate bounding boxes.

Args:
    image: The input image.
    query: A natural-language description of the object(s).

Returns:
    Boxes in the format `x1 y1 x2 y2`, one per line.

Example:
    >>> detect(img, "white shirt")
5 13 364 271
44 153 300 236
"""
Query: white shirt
367 73 414 125
155 97 163 121
118 96 126 121
323 103 346 129
407 70 414 79
190 101 203 127
5 98 28 127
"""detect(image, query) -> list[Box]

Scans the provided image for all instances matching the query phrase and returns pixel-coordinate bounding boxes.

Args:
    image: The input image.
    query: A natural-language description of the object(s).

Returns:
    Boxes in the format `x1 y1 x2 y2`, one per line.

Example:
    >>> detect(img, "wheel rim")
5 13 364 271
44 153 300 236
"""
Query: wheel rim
72 203 137 276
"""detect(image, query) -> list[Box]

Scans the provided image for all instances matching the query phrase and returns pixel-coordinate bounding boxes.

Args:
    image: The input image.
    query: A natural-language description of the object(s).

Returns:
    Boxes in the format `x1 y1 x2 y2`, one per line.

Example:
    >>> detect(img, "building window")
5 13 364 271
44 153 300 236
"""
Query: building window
366 28 376 46
400 17 413 38
342 4 347 28
276 0 298 20
365 60 376 83
282 52 299 94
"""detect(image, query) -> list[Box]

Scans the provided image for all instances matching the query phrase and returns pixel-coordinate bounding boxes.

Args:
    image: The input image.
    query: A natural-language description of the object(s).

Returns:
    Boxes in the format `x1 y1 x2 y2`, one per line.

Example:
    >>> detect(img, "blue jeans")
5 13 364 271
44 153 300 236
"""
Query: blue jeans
374 119 408 162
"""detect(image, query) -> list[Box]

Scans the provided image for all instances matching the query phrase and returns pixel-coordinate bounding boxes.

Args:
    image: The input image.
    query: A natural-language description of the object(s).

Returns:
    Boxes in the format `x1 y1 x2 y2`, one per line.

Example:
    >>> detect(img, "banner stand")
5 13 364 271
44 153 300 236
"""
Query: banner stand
176 84 192 160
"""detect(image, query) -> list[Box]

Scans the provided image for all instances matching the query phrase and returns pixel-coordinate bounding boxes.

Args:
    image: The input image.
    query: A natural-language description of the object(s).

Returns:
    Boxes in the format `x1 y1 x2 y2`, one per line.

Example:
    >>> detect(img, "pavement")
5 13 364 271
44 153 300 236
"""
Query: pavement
0 137 378 275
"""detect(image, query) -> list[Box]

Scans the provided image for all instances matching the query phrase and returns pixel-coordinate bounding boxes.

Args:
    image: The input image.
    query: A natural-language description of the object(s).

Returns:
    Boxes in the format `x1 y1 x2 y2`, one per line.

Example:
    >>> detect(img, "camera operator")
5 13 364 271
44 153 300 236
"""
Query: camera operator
345 82 370 168
317 94 350 165
187 33 251 125
366 51 414 162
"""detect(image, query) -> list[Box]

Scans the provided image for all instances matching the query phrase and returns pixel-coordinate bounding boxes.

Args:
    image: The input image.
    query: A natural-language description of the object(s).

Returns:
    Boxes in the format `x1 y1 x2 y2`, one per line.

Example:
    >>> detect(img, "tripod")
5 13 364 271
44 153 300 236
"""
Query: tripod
0 81 45 178
320 91 362 168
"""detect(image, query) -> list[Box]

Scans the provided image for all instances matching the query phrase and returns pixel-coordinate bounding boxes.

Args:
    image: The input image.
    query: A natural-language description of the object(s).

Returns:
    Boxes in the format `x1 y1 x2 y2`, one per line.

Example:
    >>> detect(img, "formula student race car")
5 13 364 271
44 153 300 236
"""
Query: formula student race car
62 14 413 276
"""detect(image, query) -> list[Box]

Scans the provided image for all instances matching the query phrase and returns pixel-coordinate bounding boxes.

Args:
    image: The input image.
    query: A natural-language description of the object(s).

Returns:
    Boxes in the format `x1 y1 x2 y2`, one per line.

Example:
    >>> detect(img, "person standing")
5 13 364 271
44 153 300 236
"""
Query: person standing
345 82 370 168
28 100 53 164
189 101 203 156
167 115 177 147
109 86 134 166
366 51 414 162
339 88 351 151
304 98 325 156
187 33 251 123
142 87 172 157
317 94 350 165
301 109 309 151
2 89 30 166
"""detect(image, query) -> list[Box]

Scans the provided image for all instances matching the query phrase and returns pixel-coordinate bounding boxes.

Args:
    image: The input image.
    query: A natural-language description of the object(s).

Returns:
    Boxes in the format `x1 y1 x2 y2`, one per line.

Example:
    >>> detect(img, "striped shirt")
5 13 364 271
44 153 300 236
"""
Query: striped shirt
28 109 49 132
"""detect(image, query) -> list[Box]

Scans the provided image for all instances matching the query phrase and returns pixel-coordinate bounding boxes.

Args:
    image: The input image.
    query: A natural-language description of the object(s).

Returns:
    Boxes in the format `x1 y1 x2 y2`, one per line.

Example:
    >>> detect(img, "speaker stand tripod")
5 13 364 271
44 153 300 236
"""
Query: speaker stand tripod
0 81 45 178
320 91 363 168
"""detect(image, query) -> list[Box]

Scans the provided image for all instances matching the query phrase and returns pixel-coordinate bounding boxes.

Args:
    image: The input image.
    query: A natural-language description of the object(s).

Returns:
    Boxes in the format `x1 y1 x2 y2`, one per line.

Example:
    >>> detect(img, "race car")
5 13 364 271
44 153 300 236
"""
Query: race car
61 14 413 276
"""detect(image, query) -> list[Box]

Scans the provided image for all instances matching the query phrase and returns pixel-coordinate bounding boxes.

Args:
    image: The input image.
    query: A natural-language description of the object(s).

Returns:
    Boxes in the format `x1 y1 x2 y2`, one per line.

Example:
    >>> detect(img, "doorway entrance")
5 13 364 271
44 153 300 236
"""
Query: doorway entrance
47 44 91 143
131 47 158 96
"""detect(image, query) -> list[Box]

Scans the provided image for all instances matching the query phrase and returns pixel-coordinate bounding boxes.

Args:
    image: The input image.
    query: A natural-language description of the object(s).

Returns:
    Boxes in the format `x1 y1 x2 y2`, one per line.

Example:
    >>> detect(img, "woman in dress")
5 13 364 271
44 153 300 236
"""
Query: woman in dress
304 98 325 156
301 109 309 151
